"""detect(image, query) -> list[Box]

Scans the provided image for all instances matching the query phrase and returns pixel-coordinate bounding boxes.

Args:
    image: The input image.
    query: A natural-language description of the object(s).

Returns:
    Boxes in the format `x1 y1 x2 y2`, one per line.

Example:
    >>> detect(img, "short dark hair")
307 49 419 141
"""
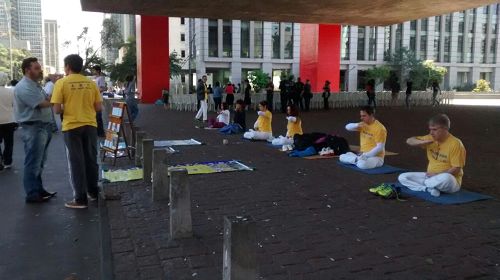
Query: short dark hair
236 99 245 106
221 102 229 110
21 57 38 75
64 54 84 73
10 79 18 86
259 101 268 108
215 81 220 87
92 65 102 72
429 114 450 129
125 75 134 82
360 105 375 115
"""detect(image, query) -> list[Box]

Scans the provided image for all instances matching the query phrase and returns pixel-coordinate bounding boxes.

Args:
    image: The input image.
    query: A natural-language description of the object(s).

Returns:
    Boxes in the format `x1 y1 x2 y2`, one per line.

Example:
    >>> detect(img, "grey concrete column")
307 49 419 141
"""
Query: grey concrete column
134 131 146 167
450 12 460 63
350 26 358 63
249 21 255 58
152 149 169 201
142 139 153 184
376 26 385 62
427 17 436 61
222 216 257 280
169 169 192 239
218 19 223 58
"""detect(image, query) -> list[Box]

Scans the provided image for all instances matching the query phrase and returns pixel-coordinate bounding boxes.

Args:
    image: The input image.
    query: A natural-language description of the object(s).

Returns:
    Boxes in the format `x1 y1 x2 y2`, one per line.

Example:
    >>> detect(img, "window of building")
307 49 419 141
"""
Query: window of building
384 26 391 60
181 75 186 83
241 21 250 58
222 20 232 57
284 23 294 59
357 26 365 60
420 35 427 59
395 23 403 52
457 72 469 86
180 33 185 42
180 17 185 25
272 22 280 59
410 20 417 31
208 19 218 57
480 72 491 82
368 26 377 61
467 9 475 33
444 14 452 32
458 11 465 33
254 21 264 59
457 35 464 62
444 35 451 62
181 50 186 58
420 19 428 32
466 34 474 63
480 38 487 63
489 38 497 63
341 25 350 60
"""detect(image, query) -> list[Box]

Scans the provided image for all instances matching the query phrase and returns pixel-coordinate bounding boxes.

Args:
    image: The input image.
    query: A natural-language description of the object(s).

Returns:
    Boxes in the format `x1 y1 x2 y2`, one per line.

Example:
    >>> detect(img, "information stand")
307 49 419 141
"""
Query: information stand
101 102 135 165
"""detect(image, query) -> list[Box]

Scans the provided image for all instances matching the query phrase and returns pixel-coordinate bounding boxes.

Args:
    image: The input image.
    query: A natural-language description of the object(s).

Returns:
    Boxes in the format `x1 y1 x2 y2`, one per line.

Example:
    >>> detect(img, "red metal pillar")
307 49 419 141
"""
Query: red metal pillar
299 24 341 93
136 15 169 103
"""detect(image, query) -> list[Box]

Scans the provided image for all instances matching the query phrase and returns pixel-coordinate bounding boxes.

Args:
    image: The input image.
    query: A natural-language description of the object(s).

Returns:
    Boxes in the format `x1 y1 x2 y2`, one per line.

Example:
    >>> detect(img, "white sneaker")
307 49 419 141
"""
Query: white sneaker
3 164 12 169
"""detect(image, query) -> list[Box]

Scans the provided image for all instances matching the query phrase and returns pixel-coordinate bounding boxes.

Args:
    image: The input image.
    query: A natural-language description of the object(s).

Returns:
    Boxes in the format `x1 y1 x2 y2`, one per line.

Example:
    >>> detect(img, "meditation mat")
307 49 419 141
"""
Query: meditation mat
391 182 494 205
302 145 398 160
337 162 407 174
349 145 399 156
102 168 143 183
168 160 254 175
154 139 203 147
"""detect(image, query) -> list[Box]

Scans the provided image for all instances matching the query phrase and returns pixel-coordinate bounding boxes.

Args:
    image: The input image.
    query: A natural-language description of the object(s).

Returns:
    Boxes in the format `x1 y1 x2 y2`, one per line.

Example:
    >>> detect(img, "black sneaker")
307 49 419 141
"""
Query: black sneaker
41 191 57 199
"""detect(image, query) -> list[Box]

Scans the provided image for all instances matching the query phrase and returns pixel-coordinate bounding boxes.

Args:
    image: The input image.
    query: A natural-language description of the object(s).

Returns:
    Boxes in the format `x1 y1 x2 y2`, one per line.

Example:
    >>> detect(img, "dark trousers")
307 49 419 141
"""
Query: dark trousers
64 125 99 204
367 93 376 108
266 93 274 111
295 97 304 110
304 97 311 112
323 97 330 110
213 97 222 111
96 112 105 137
0 122 16 165
280 93 287 112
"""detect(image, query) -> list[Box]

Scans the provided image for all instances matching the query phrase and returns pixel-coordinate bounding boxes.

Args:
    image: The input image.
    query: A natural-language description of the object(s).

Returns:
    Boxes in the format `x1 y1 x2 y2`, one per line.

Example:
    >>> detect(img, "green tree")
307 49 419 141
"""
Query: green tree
109 37 137 82
385 47 420 83
248 69 270 92
100 18 123 50
366 65 391 87
63 27 108 75
0 43 32 80
170 51 183 79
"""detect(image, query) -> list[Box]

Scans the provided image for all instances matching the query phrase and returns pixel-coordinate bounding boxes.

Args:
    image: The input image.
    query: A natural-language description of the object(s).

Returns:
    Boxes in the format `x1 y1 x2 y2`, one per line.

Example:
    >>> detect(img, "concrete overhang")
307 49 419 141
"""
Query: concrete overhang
80 0 498 26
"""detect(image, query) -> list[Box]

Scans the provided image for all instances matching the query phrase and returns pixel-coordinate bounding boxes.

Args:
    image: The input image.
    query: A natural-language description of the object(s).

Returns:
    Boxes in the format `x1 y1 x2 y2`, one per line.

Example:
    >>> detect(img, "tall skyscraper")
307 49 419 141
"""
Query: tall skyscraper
0 0 43 63
44 19 58 73
102 13 136 64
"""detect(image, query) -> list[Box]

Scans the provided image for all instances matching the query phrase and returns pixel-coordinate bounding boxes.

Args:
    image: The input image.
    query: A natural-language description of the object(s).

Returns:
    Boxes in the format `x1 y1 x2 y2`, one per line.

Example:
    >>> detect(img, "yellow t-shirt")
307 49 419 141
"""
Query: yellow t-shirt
51 74 102 131
359 120 387 157
287 118 303 138
417 134 466 185
256 110 272 133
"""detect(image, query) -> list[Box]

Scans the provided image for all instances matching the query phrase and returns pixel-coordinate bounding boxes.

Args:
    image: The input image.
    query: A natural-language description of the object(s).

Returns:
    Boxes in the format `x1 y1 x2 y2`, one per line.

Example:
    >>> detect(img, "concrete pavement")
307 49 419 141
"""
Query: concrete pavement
0 130 101 280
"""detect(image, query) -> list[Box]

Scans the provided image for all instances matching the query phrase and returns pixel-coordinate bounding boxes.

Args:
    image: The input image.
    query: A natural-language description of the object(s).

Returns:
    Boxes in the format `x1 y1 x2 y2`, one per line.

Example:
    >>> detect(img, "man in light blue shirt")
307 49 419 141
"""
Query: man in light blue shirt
13 57 57 203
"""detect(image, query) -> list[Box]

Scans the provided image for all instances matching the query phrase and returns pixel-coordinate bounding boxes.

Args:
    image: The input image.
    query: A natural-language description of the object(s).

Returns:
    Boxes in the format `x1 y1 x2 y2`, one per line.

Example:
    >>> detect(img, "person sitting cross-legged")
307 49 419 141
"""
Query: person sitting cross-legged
243 101 273 141
272 105 303 150
208 102 230 128
339 106 387 169
398 114 466 197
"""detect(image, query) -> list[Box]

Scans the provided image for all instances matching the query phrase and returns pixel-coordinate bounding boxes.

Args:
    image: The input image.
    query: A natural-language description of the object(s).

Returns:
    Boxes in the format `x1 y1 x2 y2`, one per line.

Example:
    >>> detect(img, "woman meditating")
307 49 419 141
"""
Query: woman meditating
208 102 230 128
272 105 303 150
243 101 273 141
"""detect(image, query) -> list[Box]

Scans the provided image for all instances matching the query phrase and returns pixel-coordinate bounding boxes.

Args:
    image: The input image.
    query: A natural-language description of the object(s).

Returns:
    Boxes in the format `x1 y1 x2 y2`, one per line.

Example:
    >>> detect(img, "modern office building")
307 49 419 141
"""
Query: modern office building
170 3 500 92
43 19 58 73
170 18 300 92
8 0 42 63
102 13 136 65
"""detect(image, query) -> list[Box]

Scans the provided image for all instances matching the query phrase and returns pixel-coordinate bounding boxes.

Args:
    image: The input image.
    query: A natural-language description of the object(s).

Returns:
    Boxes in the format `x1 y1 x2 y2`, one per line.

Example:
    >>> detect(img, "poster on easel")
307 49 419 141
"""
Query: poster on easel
100 102 135 165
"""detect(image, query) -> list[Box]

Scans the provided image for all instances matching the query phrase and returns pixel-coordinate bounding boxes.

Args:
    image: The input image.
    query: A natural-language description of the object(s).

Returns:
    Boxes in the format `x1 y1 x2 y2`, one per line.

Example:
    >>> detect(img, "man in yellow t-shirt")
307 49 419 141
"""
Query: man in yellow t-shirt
243 101 273 141
398 114 466 197
50 54 103 209
340 106 387 169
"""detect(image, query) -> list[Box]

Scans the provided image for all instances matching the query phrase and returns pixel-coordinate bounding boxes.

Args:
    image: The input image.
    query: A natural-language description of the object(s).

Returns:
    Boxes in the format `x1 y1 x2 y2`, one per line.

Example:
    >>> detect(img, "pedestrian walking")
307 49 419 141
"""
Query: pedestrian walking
13 57 57 203
92 66 106 137
0 84 16 171
51 54 103 209
265 78 274 111
294 77 305 110
225 82 235 110
406 80 413 109
123 75 139 121
366 79 376 108
243 79 252 108
212 81 223 111
431 80 441 106
195 76 209 121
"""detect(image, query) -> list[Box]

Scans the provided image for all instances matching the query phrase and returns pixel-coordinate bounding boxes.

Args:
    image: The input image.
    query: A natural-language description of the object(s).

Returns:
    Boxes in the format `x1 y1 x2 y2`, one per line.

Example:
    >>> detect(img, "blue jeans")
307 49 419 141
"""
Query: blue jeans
21 122 52 199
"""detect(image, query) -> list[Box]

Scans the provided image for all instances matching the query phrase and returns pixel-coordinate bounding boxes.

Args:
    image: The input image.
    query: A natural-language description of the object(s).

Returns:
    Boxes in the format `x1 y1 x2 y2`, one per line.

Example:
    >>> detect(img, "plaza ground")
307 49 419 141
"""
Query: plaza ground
103 103 500 279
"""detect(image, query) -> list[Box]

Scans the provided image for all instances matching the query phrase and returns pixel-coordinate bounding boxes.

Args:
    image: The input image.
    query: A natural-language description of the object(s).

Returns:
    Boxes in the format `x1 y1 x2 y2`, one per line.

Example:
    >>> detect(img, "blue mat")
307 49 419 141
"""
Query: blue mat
267 143 283 148
337 161 407 174
391 182 493 205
